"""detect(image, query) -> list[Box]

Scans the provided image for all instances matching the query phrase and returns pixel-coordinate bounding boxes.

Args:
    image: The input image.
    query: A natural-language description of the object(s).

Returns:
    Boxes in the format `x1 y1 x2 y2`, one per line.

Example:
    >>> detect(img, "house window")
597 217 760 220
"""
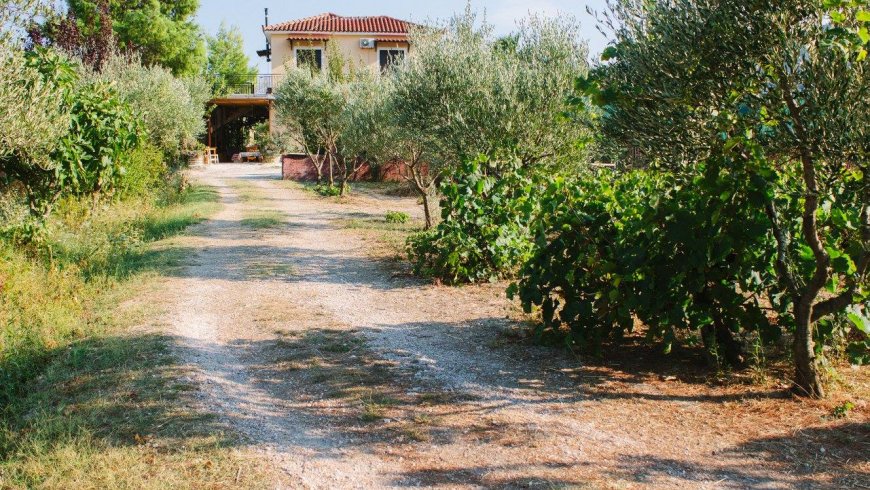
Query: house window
295 48 323 71
379 48 406 71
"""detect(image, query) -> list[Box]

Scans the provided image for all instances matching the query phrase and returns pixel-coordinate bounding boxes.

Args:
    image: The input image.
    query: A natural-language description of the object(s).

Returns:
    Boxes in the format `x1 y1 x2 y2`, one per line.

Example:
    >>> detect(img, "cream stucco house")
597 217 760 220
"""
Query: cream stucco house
207 12 416 162
263 12 416 75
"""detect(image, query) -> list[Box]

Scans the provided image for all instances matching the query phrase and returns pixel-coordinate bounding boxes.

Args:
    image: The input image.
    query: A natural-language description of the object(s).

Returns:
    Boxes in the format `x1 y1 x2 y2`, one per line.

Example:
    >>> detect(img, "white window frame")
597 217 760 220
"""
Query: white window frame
377 46 407 71
293 46 324 71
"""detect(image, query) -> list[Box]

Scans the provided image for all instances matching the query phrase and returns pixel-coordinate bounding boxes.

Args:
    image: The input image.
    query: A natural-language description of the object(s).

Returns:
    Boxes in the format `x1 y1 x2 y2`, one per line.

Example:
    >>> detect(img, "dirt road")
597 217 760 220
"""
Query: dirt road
164 164 867 489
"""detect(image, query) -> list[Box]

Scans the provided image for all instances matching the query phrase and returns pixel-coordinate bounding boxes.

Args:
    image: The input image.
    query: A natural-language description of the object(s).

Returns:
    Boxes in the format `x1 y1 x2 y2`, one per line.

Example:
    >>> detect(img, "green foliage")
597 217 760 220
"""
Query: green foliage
544 0 868 395
116 142 166 198
65 0 206 76
391 10 589 177
206 22 256 95
274 68 346 181
249 121 293 159
385 211 410 224
512 163 786 362
312 183 343 197
53 79 140 198
91 53 210 163
832 401 855 418
408 156 541 284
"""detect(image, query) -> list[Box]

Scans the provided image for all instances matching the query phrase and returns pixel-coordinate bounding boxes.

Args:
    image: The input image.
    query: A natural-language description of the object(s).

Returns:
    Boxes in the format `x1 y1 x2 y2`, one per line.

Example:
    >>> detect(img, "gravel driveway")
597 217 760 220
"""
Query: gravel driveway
161 164 866 490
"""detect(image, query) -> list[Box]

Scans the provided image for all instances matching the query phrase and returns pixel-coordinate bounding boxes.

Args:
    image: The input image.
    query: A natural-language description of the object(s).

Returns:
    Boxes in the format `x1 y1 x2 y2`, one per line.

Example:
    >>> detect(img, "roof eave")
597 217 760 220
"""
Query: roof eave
265 30 410 36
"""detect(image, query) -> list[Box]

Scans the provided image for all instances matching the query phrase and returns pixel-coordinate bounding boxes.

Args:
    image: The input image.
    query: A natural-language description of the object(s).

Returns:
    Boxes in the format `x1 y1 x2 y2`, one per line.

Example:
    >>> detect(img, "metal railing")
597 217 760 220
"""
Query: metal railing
220 74 284 96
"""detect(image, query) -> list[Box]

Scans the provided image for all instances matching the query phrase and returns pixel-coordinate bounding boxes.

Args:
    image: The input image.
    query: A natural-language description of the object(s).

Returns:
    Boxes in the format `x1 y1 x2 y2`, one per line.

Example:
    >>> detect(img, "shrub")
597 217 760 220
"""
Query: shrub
53 77 140 198
92 53 210 164
513 156 869 370
312 184 343 197
117 142 167 198
4 47 140 216
385 211 410 224
408 156 541 284
0 44 69 173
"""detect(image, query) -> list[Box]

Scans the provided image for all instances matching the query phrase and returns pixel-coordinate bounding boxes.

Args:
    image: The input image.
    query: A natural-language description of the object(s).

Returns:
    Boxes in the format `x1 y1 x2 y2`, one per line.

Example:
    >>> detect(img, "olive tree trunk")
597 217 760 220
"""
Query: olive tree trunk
404 157 438 230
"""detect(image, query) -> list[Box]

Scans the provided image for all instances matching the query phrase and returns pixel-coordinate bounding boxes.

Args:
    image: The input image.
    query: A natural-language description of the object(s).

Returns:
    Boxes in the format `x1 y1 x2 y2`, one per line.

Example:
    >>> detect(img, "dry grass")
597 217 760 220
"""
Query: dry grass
0 184 283 488
338 217 423 260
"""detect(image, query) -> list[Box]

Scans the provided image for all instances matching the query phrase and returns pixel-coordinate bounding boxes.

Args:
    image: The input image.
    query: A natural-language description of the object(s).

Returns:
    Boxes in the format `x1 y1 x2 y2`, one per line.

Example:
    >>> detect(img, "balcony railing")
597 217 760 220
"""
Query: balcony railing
219 74 284 96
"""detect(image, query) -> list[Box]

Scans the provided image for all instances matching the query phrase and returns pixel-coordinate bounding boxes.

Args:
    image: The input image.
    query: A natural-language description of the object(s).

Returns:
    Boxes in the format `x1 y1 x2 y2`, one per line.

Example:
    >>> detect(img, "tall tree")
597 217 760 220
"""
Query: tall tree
587 0 869 397
65 0 206 76
206 22 256 94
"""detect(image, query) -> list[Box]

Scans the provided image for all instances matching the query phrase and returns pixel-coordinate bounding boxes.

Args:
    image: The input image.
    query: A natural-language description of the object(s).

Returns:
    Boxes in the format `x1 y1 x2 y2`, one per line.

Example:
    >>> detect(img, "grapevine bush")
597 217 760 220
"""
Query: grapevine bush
408 156 542 284
513 154 868 367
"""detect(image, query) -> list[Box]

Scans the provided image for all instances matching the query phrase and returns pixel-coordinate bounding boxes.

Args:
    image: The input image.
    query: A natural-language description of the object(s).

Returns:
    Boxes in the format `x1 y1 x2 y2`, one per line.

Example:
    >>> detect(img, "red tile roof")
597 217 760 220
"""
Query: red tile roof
264 12 417 34
285 34 330 41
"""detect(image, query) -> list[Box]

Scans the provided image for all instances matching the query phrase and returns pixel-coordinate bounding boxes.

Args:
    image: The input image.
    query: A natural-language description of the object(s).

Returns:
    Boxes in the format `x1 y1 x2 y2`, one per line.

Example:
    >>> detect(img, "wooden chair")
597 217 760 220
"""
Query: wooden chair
204 147 219 165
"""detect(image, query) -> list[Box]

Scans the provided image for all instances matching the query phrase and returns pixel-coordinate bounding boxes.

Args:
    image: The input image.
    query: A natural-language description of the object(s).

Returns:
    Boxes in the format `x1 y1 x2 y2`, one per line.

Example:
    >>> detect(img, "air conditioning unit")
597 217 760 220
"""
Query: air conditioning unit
359 38 376 49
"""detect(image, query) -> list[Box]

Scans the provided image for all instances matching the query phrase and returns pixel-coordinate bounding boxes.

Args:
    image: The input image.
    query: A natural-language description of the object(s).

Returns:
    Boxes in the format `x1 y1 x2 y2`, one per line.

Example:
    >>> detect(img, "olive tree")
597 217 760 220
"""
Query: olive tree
0 47 69 175
1 0 47 42
91 52 210 163
387 10 589 229
274 68 346 184
358 74 439 228
0 1 63 165
589 0 869 397
497 14 591 172
336 73 389 196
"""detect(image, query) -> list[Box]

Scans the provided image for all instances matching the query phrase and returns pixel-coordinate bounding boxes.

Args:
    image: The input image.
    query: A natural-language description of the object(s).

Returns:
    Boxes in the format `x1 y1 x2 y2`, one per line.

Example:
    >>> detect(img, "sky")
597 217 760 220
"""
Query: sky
196 0 612 73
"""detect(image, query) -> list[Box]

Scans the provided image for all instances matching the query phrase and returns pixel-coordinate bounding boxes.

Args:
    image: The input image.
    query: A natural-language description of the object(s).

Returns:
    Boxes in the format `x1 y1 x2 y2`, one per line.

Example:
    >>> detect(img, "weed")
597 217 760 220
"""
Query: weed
246 261 295 279
385 211 410 224
399 426 430 442
418 392 453 405
312 184 343 197
832 401 855 419
360 399 386 422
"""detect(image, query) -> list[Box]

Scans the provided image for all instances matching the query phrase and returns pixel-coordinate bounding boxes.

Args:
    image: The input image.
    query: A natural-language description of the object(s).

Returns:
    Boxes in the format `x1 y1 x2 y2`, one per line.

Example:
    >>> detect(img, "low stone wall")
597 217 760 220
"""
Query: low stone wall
281 154 319 181
281 154 408 183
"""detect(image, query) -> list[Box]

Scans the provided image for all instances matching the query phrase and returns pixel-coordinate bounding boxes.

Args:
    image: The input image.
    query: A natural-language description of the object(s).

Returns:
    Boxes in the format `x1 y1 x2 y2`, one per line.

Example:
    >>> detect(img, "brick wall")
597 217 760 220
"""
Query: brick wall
281 154 410 183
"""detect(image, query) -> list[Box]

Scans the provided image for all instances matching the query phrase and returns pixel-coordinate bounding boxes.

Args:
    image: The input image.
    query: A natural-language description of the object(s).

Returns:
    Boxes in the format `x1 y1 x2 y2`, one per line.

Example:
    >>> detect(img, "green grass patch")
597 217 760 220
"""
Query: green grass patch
229 182 285 229
240 210 284 229
245 261 295 279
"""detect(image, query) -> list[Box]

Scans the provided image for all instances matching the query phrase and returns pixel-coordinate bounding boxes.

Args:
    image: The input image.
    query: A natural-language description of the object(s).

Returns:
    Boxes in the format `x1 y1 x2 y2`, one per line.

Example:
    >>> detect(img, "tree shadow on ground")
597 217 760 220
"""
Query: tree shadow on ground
393 463 590 488
172 324 865 489
0 333 242 463
382 318 790 404
609 422 869 489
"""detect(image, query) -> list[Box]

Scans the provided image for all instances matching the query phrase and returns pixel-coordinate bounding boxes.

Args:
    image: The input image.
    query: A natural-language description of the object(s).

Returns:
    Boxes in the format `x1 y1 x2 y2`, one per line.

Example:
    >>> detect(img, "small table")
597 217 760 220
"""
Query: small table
236 152 262 162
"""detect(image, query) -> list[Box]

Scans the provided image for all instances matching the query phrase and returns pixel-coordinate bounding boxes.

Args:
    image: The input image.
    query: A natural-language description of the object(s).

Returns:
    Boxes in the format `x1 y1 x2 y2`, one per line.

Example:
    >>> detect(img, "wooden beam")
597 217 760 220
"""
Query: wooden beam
210 97 273 107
